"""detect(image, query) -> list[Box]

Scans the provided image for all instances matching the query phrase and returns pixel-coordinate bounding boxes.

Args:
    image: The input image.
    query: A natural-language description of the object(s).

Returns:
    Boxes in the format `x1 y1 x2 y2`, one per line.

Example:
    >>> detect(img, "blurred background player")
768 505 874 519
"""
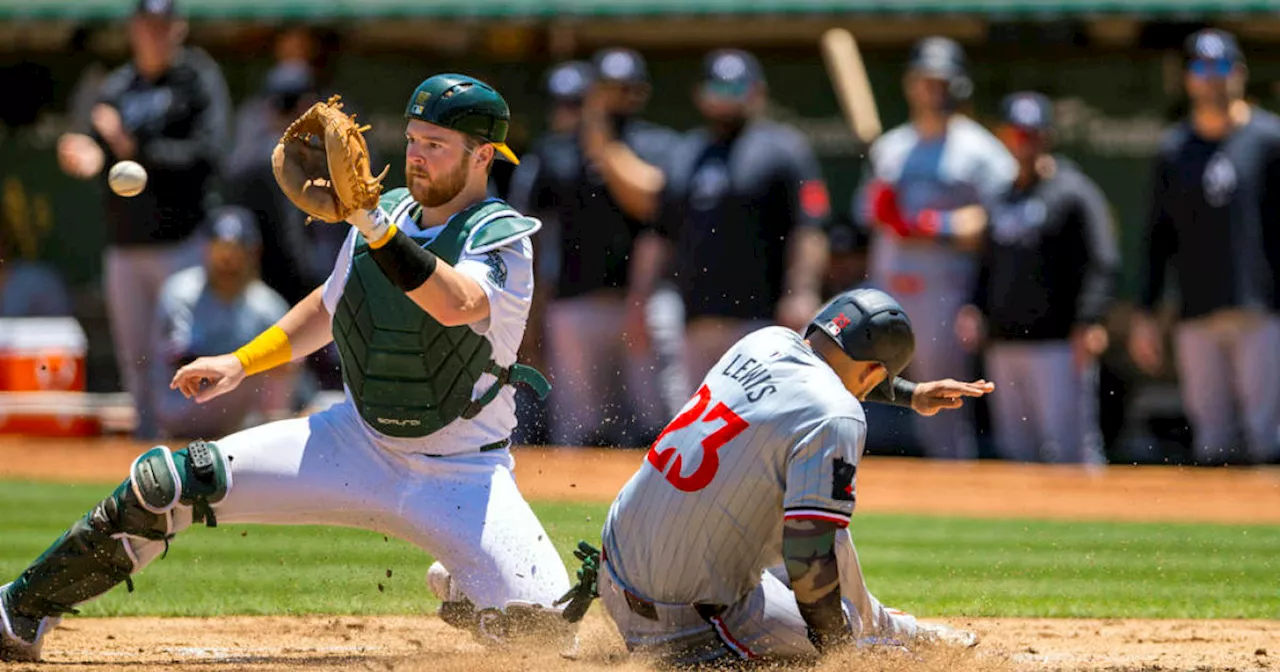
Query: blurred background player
956 92 1119 464
627 48 831 391
54 0 231 439
1129 29 1280 465
506 59 594 445
510 49 682 446
150 205 293 440
225 61 327 306
226 61 346 394
856 36 1016 459
545 60 592 134
0 232 73 319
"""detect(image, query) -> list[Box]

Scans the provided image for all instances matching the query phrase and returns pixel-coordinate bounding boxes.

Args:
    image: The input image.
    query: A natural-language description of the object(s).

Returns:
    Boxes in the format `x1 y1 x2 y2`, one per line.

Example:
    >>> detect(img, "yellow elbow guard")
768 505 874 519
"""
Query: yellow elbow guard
233 326 293 376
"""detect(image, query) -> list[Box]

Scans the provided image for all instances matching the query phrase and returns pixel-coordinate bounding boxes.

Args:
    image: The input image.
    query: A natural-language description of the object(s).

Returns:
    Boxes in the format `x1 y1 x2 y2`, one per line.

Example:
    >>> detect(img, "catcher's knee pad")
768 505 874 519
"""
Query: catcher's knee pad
3 442 231 621
136 440 232 528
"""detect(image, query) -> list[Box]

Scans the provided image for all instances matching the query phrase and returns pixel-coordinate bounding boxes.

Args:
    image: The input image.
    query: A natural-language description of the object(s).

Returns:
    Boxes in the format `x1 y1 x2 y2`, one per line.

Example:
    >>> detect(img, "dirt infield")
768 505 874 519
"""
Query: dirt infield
1 436 1278 670
8 614 1278 672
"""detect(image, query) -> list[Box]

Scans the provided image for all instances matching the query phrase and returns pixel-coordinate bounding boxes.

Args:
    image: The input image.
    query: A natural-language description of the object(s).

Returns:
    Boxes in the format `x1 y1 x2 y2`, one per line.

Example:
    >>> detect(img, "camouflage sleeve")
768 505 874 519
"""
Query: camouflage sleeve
782 416 864 528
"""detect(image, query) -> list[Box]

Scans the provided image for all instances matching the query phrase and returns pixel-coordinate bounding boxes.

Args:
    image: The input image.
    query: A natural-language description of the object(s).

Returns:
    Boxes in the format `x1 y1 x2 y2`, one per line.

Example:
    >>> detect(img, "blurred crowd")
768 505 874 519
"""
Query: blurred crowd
2 0 1278 466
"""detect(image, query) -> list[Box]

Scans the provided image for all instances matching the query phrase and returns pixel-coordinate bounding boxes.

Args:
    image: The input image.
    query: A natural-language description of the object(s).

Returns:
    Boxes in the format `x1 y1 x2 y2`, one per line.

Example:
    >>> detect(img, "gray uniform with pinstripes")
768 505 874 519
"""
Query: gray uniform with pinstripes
600 327 921 664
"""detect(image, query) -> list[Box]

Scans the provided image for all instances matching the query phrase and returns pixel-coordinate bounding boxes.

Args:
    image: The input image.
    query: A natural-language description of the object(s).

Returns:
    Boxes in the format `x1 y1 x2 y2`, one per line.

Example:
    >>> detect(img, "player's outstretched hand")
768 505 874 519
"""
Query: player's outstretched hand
171 354 247 404
911 378 995 416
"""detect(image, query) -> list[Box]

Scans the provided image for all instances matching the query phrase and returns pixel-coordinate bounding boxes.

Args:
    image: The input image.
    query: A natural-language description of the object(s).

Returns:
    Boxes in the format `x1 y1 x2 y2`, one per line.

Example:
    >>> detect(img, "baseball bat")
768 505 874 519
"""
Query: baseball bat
820 27 882 146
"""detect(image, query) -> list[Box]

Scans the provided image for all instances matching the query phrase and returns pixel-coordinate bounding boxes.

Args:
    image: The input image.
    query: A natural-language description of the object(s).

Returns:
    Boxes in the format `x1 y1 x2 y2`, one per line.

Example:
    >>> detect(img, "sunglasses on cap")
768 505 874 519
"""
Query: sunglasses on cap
1189 59 1234 79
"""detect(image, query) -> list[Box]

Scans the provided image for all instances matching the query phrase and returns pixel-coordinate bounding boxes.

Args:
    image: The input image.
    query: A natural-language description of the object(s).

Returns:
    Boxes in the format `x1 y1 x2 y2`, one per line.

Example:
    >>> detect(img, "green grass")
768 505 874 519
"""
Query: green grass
0 480 1276 619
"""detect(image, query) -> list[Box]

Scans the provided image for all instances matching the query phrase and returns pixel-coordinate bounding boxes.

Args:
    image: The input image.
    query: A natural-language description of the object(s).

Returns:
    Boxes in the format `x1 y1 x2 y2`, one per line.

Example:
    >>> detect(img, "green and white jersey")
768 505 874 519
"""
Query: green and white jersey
603 327 867 607
321 192 538 455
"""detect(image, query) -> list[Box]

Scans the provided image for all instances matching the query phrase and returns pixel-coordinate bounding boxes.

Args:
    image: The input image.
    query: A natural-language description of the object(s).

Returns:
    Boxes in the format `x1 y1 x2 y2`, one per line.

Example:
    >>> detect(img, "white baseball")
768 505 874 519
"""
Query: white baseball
108 161 147 197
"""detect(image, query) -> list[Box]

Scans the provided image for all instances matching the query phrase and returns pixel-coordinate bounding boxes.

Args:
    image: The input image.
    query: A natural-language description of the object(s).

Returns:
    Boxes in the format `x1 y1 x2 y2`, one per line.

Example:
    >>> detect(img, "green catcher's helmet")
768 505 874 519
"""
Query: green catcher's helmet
405 73 519 165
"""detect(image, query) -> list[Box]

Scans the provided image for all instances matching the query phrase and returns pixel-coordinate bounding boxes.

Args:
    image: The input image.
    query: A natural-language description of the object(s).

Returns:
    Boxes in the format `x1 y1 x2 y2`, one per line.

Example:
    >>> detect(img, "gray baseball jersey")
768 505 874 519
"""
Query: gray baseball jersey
603 326 865 607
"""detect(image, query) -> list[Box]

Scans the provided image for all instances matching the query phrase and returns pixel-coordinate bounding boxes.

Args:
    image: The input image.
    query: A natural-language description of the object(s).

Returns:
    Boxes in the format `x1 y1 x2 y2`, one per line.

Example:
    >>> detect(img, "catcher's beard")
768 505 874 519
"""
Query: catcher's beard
407 157 469 208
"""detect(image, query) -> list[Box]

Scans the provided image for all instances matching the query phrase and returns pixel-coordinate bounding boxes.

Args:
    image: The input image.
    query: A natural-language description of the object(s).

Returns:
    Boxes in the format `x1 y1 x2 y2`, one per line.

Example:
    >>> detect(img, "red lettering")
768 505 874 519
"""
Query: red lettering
646 385 751 492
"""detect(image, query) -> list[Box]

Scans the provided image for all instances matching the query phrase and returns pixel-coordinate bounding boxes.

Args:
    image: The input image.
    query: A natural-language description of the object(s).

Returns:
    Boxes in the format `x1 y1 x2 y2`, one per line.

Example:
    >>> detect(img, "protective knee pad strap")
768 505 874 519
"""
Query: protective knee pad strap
172 440 232 527
130 442 233 527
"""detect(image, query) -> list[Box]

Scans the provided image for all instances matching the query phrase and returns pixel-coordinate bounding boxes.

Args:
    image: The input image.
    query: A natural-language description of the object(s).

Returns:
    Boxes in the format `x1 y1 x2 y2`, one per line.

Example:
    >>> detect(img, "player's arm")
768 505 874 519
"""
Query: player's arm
235 287 334 372
173 286 333 402
910 136 1016 250
864 377 993 416
1074 177 1121 326
580 108 666 222
782 417 863 651
1136 158 1175 313
623 167 680 350
1130 156 1176 374
783 518 849 652
346 210 492 326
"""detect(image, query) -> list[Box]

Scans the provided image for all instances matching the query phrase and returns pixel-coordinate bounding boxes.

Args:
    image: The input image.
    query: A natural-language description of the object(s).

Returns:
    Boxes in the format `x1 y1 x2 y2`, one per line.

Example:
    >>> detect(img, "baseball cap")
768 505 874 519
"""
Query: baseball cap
546 60 594 102
1001 92 1053 132
908 36 968 80
701 49 765 100
592 48 648 85
204 206 262 248
263 61 316 110
134 0 177 18
1185 28 1244 71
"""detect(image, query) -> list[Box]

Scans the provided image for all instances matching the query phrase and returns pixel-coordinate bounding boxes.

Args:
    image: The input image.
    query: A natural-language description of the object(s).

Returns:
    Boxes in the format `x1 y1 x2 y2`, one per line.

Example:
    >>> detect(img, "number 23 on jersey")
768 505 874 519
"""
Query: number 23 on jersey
646 384 751 492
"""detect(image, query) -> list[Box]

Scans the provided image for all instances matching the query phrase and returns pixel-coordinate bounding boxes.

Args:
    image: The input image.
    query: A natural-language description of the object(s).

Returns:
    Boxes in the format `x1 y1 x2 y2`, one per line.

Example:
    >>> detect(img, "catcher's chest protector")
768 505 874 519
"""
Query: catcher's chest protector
331 193 540 438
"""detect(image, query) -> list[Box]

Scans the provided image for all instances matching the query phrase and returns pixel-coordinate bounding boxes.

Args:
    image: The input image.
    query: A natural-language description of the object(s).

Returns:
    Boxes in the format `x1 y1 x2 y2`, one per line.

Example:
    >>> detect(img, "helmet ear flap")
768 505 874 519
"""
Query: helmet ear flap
950 75 973 103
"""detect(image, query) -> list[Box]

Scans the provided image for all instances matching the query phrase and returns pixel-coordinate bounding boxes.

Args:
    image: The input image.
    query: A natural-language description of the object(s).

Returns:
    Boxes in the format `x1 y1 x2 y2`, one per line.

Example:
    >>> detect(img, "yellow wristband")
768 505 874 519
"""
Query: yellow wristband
233 325 293 376
368 222 398 250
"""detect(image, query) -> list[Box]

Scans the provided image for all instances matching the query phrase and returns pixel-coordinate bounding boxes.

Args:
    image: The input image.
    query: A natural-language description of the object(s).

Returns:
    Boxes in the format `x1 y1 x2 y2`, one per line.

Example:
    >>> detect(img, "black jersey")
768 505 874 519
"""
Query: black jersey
1139 109 1280 318
654 120 830 321
976 158 1120 340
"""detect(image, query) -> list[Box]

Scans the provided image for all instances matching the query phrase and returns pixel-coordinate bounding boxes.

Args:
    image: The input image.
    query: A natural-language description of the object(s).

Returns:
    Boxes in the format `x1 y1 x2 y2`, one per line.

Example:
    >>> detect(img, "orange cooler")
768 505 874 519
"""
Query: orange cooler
0 318 100 436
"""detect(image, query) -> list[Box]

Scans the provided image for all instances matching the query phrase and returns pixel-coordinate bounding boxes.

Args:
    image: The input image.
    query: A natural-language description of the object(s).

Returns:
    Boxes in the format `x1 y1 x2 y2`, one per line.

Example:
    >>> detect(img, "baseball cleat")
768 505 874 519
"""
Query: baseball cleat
427 561 453 602
0 583 58 663
915 621 979 648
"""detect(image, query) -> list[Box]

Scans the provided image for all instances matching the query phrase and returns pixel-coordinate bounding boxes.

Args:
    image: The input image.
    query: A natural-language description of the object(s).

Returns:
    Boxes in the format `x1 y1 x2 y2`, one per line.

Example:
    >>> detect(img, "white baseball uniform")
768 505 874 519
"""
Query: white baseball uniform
600 326 922 665
108 199 570 615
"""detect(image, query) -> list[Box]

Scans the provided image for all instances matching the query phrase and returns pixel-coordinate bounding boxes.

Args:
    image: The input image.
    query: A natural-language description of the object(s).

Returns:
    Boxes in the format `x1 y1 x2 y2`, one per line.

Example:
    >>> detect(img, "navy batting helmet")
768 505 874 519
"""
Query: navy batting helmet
807 289 915 400
907 36 973 104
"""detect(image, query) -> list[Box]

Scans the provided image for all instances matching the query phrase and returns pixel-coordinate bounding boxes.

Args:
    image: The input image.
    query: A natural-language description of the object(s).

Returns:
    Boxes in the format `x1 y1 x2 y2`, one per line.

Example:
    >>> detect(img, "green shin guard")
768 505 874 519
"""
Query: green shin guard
3 441 231 621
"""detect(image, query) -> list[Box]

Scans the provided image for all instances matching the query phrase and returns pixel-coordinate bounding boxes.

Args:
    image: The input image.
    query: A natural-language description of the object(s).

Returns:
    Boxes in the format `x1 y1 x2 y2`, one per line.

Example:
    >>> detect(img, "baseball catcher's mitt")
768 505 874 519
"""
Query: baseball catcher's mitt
272 95 389 224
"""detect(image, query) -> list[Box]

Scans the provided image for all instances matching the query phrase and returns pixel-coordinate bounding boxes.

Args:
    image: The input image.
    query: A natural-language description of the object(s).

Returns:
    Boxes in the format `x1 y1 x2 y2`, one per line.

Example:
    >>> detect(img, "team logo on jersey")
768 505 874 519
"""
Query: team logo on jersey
832 457 856 501
484 251 508 288
119 89 174 128
992 198 1048 246
1203 152 1237 208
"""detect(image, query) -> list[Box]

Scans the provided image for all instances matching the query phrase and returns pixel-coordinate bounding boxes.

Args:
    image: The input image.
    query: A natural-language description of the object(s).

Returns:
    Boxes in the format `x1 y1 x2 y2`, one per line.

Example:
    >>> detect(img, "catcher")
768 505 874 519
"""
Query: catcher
0 74 574 662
